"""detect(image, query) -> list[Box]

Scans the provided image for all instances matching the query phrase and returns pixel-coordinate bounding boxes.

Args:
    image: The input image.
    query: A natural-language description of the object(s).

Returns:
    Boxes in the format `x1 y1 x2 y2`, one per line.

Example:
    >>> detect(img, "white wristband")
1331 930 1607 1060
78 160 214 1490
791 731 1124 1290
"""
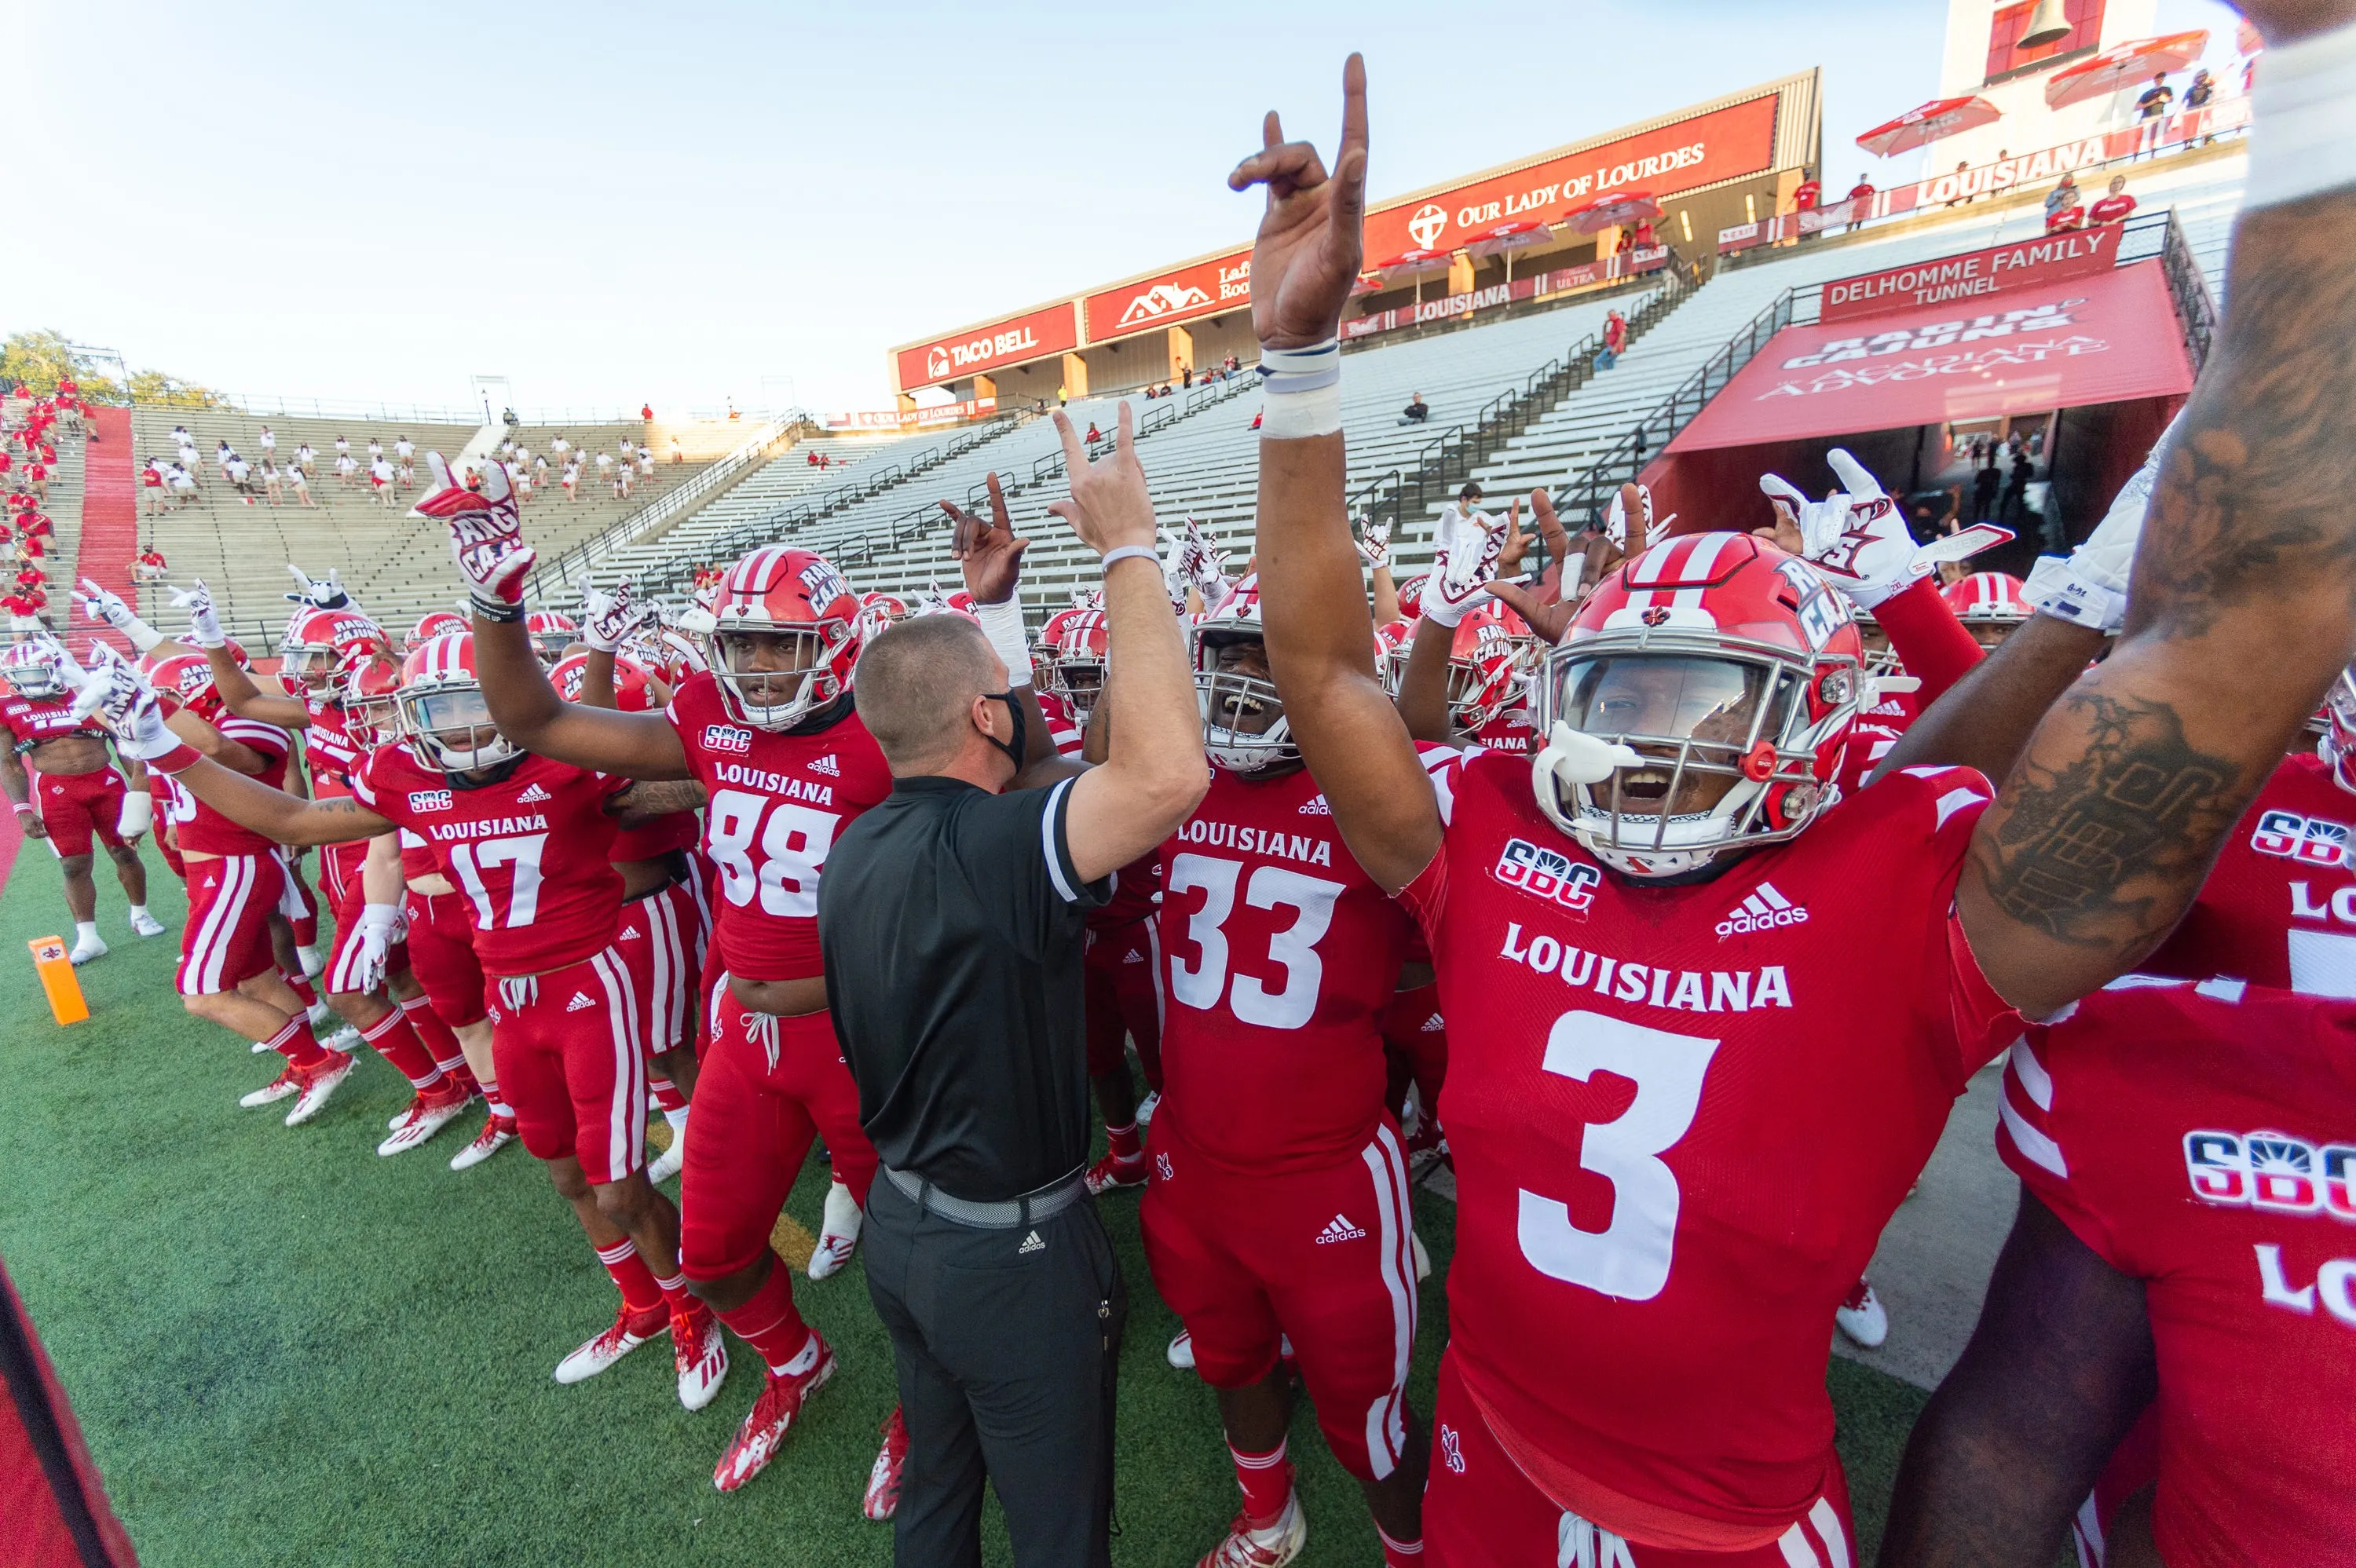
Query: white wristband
1257 338 1343 439
974 595 1032 688
2246 17 2356 210
1100 545 1159 573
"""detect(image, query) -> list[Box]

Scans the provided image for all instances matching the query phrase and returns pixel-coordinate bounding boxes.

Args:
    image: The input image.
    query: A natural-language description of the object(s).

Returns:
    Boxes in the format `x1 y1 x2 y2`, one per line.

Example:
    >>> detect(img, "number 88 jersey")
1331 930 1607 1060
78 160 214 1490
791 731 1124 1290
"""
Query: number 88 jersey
1154 757 1430 1175
664 671 894 983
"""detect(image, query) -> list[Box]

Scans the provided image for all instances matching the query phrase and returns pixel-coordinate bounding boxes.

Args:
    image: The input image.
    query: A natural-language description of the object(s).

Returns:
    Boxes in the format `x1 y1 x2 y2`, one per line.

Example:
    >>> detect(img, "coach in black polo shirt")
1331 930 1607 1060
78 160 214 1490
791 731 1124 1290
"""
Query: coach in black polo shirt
821 410 1207 1568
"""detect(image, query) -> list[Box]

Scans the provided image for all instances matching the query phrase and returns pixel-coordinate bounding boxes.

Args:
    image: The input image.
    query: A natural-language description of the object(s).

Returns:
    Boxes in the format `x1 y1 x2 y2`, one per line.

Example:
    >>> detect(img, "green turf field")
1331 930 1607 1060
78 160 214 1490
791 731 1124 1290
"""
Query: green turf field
0 853 1930 1566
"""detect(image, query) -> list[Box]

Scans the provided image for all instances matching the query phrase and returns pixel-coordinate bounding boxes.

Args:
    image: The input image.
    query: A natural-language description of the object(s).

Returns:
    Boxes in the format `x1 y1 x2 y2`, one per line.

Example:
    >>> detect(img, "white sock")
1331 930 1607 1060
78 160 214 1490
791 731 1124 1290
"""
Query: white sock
129 905 150 920
664 1107 690 1137
771 1333 820 1379
74 921 98 943
298 944 324 978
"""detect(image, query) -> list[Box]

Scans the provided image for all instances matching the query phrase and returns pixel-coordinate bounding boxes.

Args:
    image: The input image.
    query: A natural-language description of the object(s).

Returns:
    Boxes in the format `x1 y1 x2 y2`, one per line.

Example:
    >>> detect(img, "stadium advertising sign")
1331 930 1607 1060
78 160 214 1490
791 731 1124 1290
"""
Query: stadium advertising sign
896 302 1080 391
824 398 998 431
1360 95 1778 262
1342 250 1667 342
1820 225 2124 323
1085 250 1253 343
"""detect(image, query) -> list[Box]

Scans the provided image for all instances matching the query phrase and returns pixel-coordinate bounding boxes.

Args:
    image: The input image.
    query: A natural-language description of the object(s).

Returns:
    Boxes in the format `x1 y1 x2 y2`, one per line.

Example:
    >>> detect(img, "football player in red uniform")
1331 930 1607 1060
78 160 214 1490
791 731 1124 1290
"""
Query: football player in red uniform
1238 54 2354 1566
0 638 163 961
1940 571 2032 649
174 586 485 1157
428 456 891 1496
76 630 730 1412
1142 574 1436 1568
1879 977 2356 1566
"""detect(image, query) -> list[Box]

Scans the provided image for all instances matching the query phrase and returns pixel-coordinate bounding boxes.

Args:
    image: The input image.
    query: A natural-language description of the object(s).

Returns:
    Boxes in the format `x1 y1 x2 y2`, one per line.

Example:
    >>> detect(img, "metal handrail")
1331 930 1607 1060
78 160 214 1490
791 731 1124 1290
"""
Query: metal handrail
530 415 803 601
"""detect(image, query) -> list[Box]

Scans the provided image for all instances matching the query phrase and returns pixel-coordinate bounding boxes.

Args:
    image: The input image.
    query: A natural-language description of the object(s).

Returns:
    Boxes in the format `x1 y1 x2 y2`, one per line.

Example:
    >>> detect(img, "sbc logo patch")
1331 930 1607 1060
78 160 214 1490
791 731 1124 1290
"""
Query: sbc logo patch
1491 837 1600 913
701 724 753 755
407 790 453 812
2184 1128 2356 1219
2251 810 2351 868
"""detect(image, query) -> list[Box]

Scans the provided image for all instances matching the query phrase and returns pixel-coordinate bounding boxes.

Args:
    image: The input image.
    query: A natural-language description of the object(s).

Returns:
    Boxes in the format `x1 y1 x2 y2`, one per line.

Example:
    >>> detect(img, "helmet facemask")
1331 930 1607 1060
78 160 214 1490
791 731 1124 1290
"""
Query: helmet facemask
1 643 65 699
1531 632 1856 878
2318 667 2356 791
1046 652 1108 726
708 625 848 732
1194 627 1296 774
400 682 518 773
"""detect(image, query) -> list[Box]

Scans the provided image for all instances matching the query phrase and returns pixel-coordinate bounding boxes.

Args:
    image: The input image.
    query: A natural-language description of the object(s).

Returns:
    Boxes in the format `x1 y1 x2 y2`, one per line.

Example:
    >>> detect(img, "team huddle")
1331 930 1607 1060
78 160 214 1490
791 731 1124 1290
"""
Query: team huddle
9 39 2356 1568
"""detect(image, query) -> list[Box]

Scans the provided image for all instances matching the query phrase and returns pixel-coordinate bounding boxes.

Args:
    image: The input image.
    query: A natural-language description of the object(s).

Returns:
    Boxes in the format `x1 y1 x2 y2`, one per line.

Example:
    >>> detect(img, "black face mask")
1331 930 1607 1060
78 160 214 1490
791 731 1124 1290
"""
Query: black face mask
982 691 1027 778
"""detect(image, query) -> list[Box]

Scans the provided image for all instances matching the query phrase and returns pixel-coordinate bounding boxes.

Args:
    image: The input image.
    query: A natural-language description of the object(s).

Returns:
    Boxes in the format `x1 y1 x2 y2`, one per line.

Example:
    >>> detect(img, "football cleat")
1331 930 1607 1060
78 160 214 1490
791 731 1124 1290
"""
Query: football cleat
68 932 107 966
1135 1089 1160 1126
1085 1151 1147 1196
648 1124 686 1185
864 1405 908 1522
673 1305 730 1411
1195 1487 1306 1568
808 1179 863 1281
376 1084 471 1156
284 1051 356 1126
128 910 167 938
1404 1120 1451 1182
322 1023 364 1054
450 1112 518 1171
239 1064 305 1108
1835 1279 1889 1349
554 1301 670 1385
712 1334 836 1493
1411 1230 1432 1285
1167 1329 1195 1370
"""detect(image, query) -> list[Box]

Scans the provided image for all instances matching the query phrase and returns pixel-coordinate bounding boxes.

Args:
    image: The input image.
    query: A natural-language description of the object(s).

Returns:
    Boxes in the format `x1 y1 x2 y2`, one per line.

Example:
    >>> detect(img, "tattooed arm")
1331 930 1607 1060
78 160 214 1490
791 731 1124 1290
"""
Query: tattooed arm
607 778 706 828
1962 163 2356 1016
156 757 394 846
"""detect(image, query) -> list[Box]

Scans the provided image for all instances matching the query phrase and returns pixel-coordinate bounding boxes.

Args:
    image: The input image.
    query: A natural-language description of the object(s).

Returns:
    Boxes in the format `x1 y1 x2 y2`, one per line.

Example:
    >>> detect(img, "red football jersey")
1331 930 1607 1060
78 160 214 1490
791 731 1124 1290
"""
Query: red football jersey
2146 751 2356 996
1998 978 2356 1567
0 692 107 752
1400 753 2018 1536
300 696 363 801
158 717 294 857
1037 686 1086 758
351 747 624 974
664 672 891 982
1472 704 1535 756
1154 754 1439 1173
1836 685 1918 797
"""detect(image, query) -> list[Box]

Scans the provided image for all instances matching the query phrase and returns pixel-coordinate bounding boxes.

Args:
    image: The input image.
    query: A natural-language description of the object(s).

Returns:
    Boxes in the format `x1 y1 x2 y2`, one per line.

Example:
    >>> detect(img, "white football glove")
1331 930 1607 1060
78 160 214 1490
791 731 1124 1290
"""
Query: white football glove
116 789 152 841
170 579 225 649
1181 517 1233 609
1759 449 1919 609
579 582 649 654
75 578 164 652
1355 516 1392 571
2021 414 2178 634
413 452 533 616
1423 503 1506 627
71 649 181 763
347 902 406 993
1604 483 1650 550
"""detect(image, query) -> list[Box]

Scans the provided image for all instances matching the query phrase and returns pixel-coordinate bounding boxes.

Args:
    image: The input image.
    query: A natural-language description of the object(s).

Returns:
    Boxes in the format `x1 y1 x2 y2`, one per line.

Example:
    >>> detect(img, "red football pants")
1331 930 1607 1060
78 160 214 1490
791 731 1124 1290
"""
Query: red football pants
616 879 700 1058
1380 981 1448 1124
401 887 487 1027
176 853 283 996
486 948 646 1186
1140 1110 1418 1482
1423 1351 1856 1567
30 766 125 858
679 989 877 1282
1083 916 1163 1087
324 858 410 996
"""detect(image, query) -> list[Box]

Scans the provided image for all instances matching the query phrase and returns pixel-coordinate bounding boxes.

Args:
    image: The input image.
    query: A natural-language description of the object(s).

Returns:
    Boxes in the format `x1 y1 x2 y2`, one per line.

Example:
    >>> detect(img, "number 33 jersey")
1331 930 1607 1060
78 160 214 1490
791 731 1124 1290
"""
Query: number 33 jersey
664 673 893 984
1400 751 2021 1538
353 744 624 976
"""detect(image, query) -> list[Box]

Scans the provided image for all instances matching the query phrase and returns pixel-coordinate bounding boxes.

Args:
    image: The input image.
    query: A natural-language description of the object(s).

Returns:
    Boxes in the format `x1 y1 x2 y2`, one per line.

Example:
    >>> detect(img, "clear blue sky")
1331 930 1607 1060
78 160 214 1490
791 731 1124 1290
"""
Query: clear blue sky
14 0 2241 418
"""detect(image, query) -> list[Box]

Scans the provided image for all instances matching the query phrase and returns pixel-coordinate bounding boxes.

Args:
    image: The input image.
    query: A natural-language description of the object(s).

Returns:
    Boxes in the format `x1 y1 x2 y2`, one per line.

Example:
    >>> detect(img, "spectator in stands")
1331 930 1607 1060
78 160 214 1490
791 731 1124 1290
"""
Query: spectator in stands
2044 173 2080 226
26 458 46 504
561 460 580 501
1439 483 1490 542
397 447 416 489
395 434 414 467
335 449 358 488
594 450 614 490
1598 310 1630 369
668 436 683 464
287 460 315 508
2047 190 2088 233
368 455 396 506
1790 166 1820 213
1844 176 1875 233
262 460 284 507
2088 174 2137 226
502 407 519 432
2001 448 2035 525
1183 366 1194 389
637 444 654 477
226 451 258 499
2136 71 2175 159
551 433 571 462
1945 160 1971 207
167 462 198 505
1971 455 2002 524
1401 393 1429 425
133 545 168 583
335 435 350 464
533 454 549 491
640 403 653 422
611 460 631 501
1632 217 1656 250
294 441 316 477
2183 68 2218 146
215 440 236 482
1248 409 1263 432
141 459 166 521
1085 421 1103 444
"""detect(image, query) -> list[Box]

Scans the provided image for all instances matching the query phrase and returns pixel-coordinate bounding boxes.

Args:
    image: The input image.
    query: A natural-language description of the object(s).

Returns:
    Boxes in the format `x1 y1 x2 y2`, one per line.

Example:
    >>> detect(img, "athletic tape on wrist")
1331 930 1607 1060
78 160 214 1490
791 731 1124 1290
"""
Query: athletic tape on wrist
1257 338 1342 439
470 592 525 624
148 741 201 775
974 596 1033 687
1100 545 1159 574
2247 17 2356 210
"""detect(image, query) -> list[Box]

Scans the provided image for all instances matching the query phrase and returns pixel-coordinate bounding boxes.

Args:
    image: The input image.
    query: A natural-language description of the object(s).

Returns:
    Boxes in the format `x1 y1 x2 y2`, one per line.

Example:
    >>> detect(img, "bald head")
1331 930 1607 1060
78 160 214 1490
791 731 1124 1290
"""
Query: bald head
854 614 1004 773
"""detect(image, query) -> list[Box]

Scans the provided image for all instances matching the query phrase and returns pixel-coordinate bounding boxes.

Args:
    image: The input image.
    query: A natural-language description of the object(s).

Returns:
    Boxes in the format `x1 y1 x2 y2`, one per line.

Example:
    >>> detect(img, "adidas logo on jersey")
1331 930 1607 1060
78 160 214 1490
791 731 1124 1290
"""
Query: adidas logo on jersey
1717 882 1809 938
619 926 642 939
1121 947 1145 963
1018 1230 1046 1255
565 991 597 1012
515 782 553 804
1299 794 1331 815
1421 1013 1445 1033
1315 1214 1366 1245
808 755 840 777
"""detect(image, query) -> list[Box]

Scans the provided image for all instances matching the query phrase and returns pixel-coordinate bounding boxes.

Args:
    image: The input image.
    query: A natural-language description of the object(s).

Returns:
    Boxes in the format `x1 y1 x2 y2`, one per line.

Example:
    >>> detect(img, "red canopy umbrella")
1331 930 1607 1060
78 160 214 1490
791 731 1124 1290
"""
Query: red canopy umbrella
1366 246 1452 281
1855 95 2001 158
1465 218 1557 258
2044 30 2211 108
1561 191 1661 235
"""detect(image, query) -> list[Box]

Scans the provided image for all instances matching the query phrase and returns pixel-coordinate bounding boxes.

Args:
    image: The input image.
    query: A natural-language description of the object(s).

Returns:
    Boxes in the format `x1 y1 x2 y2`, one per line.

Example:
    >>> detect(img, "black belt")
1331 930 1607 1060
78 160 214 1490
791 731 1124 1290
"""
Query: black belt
883 1164 1087 1230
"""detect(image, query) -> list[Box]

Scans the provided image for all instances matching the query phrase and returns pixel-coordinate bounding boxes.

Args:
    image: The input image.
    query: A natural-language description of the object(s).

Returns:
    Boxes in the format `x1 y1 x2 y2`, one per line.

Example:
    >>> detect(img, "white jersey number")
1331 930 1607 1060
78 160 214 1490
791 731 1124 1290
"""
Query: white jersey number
447 832 547 930
1518 1011 1719 1302
1165 852 1344 1031
706 788 838 918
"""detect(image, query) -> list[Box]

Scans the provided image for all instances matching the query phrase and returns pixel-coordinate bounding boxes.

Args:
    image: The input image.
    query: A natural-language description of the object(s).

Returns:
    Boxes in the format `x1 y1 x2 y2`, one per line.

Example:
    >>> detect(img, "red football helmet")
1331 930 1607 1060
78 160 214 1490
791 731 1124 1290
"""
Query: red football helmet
549 649 664 713
1376 619 1414 695
1191 575 1294 774
1040 607 1111 724
409 611 469 649
857 591 909 644
2318 666 2356 792
1394 572 1429 621
281 606 388 697
915 585 979 623
397 632 518 771
1942 572 2031 649
1448 602 1533 734
338 650 405 748
137 637 249 722
525 609 579 666
1532 531 1867 878
0 637 66 698
680 546 861 731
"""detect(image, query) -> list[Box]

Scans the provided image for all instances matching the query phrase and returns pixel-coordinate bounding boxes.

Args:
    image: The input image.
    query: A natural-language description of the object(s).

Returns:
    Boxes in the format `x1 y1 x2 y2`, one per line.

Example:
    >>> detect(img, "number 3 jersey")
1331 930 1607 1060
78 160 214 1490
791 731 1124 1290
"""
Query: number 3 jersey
1154 758 1430 1175
1997 978 2356 1568
664 673 893 984
352 744 624 976
1400 751 2020 1541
